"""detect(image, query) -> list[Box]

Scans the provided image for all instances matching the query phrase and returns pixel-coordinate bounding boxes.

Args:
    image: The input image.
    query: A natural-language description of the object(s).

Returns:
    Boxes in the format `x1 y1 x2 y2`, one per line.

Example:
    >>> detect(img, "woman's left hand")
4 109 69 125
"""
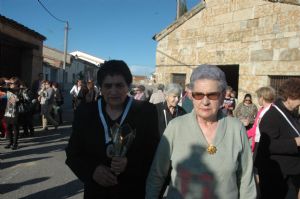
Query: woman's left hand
111 156 127 175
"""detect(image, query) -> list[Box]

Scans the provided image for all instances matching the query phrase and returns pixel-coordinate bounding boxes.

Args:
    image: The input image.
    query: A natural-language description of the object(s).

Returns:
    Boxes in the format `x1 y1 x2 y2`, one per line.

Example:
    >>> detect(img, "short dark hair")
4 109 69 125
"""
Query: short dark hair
279 78 300 100
243 93 252 102
97 60 132 87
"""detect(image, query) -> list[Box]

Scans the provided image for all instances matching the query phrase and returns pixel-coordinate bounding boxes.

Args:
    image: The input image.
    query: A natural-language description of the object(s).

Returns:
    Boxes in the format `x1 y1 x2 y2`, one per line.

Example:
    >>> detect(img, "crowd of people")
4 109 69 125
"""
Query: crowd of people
65 60 300 199
0 73 64 150
1 60 299 198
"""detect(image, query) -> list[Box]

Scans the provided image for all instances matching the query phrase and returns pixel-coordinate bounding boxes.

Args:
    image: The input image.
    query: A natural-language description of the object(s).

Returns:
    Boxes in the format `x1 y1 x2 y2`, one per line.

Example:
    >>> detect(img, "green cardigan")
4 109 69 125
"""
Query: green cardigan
146 110 256 199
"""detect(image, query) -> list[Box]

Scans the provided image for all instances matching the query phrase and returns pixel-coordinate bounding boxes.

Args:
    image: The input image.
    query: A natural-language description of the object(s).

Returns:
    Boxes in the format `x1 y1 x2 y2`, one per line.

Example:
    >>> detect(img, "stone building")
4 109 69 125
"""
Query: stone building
0 15 46 85
153 0 300 101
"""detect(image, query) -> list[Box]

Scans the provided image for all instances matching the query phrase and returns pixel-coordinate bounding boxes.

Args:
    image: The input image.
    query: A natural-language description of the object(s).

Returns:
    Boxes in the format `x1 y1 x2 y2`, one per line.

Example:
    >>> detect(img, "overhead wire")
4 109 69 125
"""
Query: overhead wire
37 0 67 23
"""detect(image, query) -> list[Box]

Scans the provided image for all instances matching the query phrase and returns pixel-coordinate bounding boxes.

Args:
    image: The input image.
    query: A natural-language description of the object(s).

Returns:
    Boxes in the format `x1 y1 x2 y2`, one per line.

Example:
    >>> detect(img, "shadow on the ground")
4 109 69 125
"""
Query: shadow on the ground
1 142 67 160
19 179 83 199
18 131 71 147
0 126 73 160
0 156 52 170
0 177 50 194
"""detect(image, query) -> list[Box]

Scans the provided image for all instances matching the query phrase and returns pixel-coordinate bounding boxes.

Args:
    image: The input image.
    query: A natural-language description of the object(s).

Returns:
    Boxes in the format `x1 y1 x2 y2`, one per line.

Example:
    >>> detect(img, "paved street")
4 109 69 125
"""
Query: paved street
0 92 84 199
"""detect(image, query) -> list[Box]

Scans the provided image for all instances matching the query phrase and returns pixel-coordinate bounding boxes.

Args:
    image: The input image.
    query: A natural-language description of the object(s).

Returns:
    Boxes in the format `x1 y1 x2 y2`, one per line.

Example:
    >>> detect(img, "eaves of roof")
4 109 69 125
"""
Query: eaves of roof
153 0 300 42
0 15 46 41
153 2 206 42
266 0 300 6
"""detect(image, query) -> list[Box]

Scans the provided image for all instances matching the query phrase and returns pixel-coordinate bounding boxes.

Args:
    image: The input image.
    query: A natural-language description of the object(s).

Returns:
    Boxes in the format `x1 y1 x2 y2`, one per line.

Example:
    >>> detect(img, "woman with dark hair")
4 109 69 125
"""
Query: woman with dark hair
234 93 258 130
66 60 160 198
19 81 34 137
4 77 21 150
85 80 97 103
52 82 64 125
255 78 300 199
70 79 83 110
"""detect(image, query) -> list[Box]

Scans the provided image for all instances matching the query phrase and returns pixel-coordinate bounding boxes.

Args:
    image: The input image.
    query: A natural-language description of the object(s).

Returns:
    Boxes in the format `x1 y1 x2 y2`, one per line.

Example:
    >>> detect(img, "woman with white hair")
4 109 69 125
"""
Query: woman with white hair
146 64 256 199
155 83 186 136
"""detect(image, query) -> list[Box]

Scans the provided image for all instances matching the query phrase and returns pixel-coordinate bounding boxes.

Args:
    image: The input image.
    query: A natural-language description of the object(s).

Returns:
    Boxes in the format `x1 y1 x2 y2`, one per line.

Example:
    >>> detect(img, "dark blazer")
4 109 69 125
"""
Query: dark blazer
65 97 160 199
255 99 300 198
155 102 186 136
255 99 300 175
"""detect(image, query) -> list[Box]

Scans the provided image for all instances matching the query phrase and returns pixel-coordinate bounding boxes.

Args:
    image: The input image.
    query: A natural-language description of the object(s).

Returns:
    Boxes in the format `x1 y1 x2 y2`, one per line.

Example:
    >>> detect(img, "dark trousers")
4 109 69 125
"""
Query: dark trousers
259 171 299 199
5 116 19 146
19 112 34 135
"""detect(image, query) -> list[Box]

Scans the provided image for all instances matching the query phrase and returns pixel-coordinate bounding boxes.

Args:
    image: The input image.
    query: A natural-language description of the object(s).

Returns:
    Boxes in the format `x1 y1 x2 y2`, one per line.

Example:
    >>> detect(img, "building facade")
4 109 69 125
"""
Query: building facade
65 51 105 89
43 46 71 85
154 0 300 101
0 15 46 86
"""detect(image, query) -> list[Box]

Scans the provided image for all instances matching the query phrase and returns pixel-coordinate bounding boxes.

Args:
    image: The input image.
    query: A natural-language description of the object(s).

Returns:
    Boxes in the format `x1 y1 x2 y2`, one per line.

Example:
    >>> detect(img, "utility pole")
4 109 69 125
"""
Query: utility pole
37 0 69 89
62 21 69 89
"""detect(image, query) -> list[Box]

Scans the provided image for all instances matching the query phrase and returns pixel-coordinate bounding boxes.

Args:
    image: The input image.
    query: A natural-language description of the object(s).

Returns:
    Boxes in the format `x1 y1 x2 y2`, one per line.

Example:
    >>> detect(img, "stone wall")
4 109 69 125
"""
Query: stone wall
155 0 300 102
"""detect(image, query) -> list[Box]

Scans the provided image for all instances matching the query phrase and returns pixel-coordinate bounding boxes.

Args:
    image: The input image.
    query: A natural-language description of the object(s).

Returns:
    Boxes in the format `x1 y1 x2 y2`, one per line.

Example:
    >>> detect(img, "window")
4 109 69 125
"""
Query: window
269 75 300 95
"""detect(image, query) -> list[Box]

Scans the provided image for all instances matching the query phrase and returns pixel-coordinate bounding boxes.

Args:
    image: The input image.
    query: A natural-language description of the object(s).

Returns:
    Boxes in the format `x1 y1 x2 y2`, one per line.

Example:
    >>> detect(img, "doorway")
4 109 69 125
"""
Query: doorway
217 65 239 97
172 73 186 89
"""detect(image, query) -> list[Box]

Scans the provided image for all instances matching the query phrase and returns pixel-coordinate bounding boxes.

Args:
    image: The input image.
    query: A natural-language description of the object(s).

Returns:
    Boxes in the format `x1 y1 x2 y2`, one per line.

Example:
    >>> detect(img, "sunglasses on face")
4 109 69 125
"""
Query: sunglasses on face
192 92 221 100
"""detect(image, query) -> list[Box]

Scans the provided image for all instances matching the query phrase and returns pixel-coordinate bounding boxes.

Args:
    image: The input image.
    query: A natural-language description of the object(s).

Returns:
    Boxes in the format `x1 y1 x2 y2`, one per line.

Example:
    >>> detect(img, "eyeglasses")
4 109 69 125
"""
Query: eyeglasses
192 92 221 100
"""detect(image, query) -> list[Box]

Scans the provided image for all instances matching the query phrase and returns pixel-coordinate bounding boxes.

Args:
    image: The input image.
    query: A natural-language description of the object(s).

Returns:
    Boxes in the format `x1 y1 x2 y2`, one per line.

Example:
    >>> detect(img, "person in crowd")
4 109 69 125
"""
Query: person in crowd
145 88 153 101
230 90 238 108
146 64 256 199
4 77 21 150
75 82 89 107
247 86 275 154
31 72 43 114
134 84 146 101
181 83 193 113
156 83 186 136
155 83 186 198
65 60 160 198
0 78 8 138
38 80 59 131
31 72 43 99
70 79 83 110
85 80 97 103
149 84 165 104
221 86 235 116
52 82 64 125
234 93 258 130
255 78 300 199
18 81 34 137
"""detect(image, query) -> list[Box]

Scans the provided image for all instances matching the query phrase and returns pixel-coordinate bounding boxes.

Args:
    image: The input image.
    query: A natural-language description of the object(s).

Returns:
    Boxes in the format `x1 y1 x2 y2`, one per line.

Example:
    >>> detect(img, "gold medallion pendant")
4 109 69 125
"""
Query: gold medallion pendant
207 144 217 155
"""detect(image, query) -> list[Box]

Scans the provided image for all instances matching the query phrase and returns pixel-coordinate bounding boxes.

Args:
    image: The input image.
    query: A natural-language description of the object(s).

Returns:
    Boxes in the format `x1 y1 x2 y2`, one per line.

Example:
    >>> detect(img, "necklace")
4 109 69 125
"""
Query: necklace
207 144 217 155
197 117 218 155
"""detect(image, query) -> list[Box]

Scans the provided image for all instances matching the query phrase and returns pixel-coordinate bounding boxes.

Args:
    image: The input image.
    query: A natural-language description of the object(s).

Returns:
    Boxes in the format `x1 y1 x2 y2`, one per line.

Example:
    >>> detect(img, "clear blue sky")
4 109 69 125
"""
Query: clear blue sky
0 0 200 76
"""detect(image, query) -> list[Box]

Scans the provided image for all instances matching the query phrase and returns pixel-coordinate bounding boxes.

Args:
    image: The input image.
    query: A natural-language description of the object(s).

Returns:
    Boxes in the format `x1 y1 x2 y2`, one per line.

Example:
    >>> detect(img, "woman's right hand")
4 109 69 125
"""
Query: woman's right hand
92 165 118 187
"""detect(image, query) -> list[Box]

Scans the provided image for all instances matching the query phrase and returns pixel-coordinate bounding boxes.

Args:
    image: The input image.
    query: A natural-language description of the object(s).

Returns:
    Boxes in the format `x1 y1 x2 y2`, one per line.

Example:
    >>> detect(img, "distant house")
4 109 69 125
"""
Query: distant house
65 51 105 88
132 75 149 85
153 0 300 100
0 15 46 85
42 46 71 84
